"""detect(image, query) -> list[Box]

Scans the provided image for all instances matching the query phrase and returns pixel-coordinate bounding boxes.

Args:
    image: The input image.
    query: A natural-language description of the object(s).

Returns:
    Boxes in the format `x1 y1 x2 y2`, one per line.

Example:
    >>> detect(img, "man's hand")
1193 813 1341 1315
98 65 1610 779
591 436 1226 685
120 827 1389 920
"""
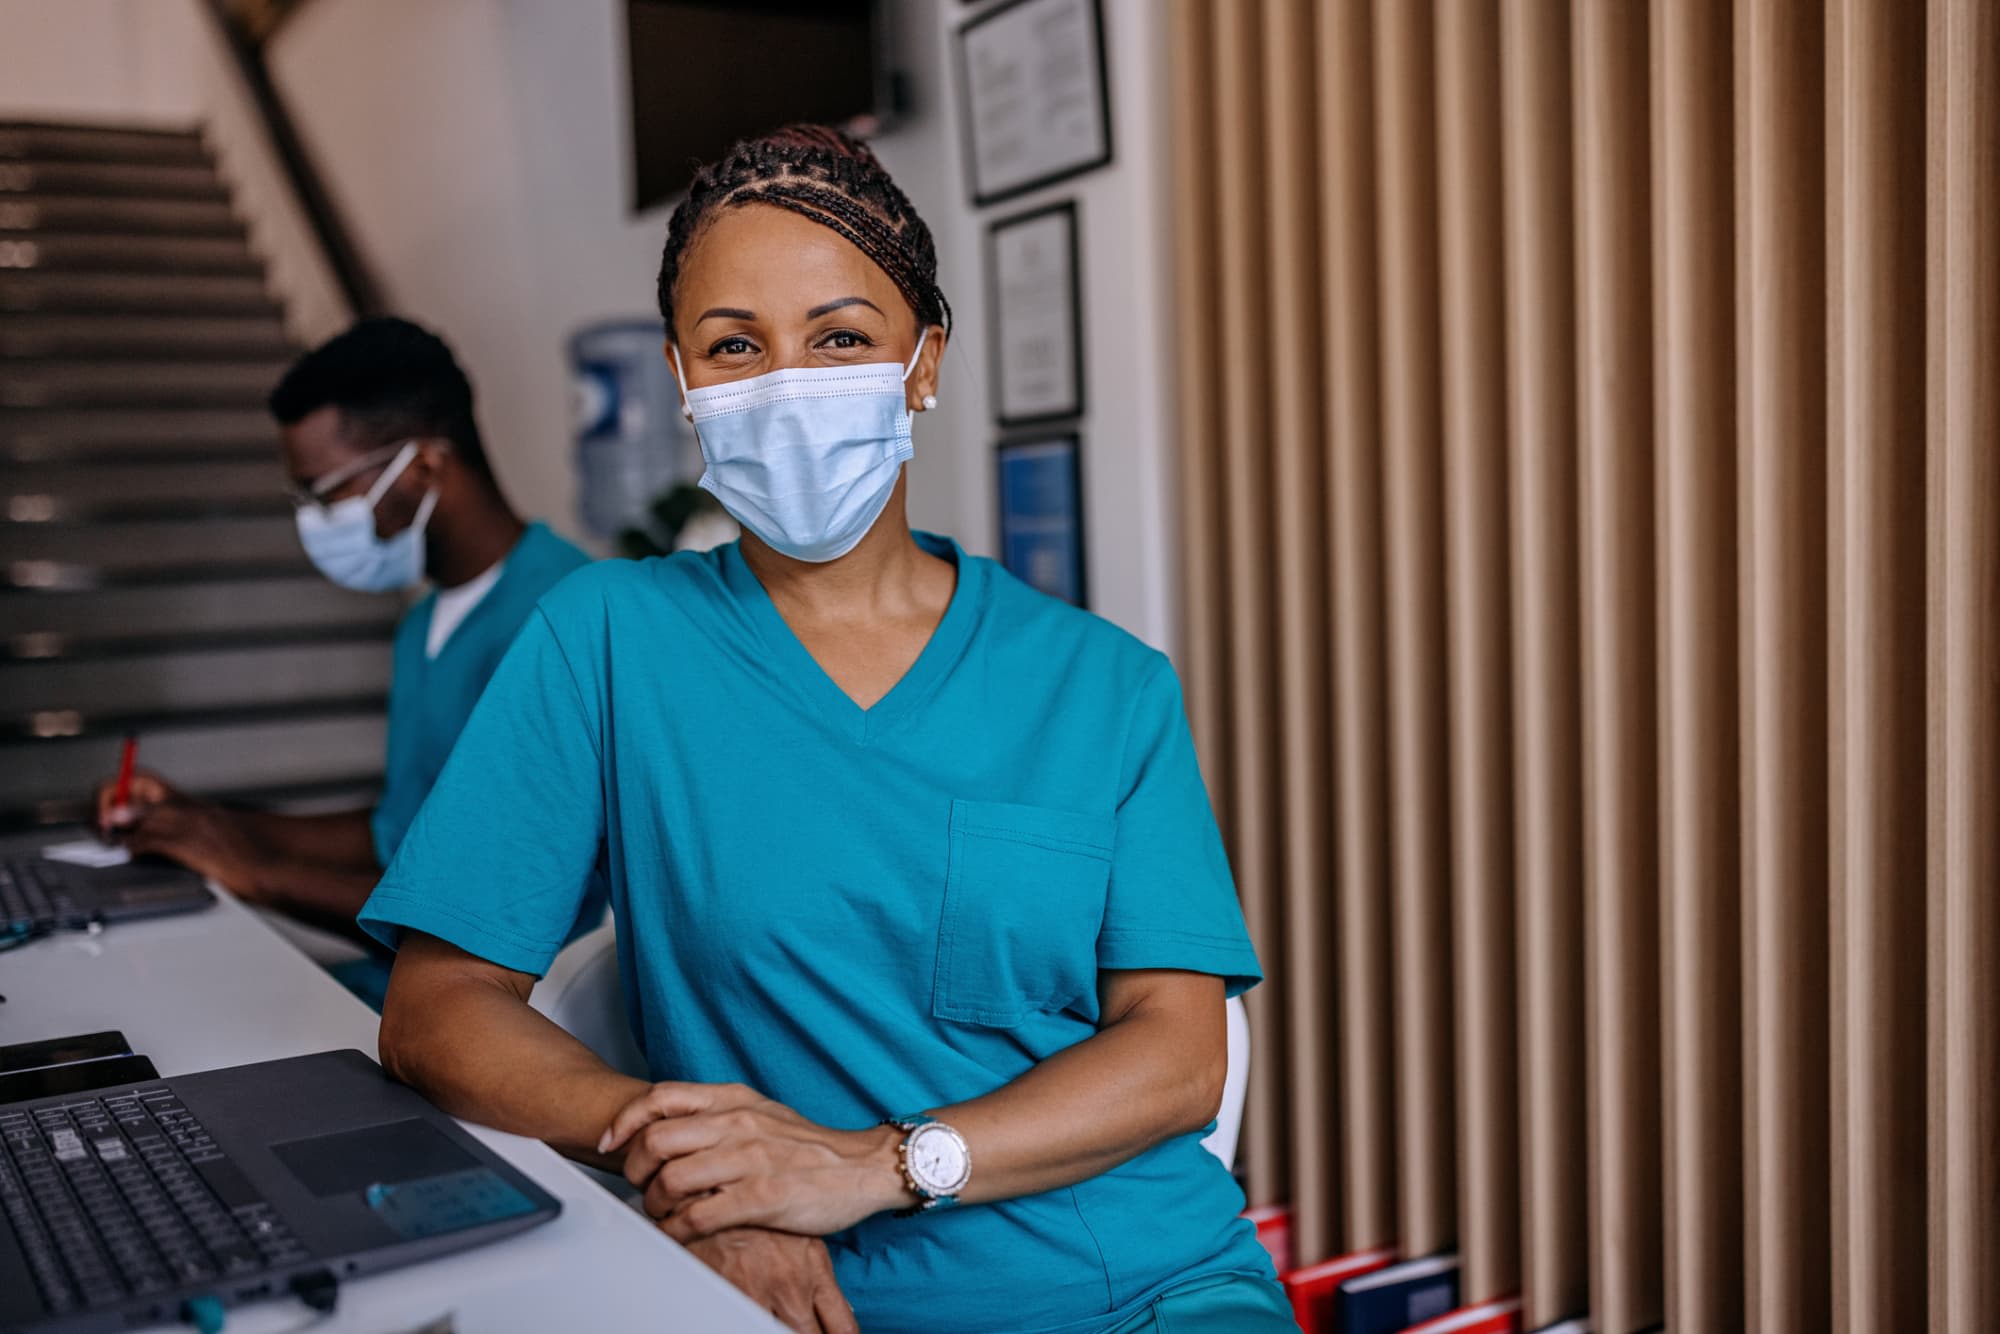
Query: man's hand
681 1227 858 1334
111 795 266 899
94 769 178 834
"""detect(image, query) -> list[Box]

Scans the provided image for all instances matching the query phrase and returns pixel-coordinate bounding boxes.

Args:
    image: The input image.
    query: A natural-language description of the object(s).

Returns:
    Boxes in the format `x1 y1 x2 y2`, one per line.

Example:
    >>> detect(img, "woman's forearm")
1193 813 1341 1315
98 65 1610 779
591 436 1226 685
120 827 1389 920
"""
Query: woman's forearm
379 933 650 1169
898 971 1227 1207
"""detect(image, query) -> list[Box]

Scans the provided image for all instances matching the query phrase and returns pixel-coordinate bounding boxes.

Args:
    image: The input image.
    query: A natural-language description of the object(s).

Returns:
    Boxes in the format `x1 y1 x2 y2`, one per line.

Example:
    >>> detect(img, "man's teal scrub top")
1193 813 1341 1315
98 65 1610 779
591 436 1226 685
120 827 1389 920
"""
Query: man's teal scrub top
371 521 593 865
360 533 1277 1334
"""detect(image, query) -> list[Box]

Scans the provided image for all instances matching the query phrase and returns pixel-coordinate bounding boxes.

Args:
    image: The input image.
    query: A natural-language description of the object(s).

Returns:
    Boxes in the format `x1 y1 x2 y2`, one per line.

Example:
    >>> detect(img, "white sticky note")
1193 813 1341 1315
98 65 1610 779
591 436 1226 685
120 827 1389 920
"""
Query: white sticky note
42 839 131 869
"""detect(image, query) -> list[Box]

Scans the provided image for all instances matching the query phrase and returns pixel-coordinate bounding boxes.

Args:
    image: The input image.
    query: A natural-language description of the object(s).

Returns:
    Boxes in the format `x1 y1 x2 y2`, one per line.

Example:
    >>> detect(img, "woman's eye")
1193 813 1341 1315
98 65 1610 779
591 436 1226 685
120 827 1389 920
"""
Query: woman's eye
820 329 873 351
710 336 756 356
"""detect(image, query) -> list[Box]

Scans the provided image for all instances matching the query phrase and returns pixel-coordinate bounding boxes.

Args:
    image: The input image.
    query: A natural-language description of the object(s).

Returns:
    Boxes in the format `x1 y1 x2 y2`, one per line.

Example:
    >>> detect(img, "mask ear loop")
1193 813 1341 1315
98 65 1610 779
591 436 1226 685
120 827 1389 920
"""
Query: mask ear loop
363 441 422 508
901 327 930 383
671 344 696 423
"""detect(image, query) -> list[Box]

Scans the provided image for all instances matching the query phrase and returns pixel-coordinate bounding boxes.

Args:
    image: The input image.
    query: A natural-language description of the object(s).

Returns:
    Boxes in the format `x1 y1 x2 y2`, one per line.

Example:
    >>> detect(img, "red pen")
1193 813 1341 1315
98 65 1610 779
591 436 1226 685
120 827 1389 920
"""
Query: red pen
113 733 138 812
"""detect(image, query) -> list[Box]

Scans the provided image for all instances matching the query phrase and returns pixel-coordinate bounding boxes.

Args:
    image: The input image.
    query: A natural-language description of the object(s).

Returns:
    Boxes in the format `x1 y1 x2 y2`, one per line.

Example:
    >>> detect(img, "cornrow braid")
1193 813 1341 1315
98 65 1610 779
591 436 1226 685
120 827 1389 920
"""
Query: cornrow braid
657 125 951 339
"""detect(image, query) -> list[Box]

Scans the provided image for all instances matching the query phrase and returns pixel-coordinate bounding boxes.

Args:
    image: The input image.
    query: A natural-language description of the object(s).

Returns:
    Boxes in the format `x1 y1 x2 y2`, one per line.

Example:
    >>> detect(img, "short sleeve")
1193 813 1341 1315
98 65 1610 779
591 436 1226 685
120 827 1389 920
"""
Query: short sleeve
358 607 604 976
1096 657 1263 995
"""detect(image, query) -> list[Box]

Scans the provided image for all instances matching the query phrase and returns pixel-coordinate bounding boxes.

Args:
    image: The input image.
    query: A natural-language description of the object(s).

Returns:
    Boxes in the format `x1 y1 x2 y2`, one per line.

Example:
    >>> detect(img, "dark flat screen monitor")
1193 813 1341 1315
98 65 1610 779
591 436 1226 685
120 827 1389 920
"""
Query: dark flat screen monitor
626 0 884 212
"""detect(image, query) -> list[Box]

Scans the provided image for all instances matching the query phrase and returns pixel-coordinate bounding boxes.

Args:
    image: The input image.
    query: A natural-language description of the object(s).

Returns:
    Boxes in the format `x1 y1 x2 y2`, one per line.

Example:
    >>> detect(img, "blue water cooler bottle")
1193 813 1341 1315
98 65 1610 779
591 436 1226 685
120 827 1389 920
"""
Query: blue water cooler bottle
569 318 700 540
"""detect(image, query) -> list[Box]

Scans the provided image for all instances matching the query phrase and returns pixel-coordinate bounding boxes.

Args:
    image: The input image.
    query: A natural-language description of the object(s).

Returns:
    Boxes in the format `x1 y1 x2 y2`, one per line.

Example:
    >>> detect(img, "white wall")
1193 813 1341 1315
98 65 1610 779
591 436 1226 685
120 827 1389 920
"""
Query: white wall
5 0 1179 649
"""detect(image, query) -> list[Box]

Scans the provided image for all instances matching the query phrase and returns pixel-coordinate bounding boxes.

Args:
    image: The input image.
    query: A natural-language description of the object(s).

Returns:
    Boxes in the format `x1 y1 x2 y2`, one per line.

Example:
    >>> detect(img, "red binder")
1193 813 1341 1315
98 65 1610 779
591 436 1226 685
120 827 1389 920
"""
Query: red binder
1403 1296 1524 1334
1282 1245 1397 1334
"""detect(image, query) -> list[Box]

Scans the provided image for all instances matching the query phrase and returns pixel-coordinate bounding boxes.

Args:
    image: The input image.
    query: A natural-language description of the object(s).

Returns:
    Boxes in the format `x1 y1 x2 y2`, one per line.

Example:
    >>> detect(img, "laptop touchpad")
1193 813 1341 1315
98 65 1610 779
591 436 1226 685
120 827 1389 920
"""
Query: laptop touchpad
272 1119 477 1197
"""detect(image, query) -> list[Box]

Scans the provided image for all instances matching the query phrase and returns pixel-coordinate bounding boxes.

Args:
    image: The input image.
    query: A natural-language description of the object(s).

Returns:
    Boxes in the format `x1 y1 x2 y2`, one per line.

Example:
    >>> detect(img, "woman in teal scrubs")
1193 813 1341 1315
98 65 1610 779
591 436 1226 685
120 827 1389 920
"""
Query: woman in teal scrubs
362 127 1290 1334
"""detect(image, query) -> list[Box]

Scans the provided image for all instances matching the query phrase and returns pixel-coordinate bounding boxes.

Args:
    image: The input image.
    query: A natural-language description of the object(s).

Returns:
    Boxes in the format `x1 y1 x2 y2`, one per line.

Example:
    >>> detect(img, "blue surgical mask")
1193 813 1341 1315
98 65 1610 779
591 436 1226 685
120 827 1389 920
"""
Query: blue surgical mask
293 442 438 592
673 331 928 563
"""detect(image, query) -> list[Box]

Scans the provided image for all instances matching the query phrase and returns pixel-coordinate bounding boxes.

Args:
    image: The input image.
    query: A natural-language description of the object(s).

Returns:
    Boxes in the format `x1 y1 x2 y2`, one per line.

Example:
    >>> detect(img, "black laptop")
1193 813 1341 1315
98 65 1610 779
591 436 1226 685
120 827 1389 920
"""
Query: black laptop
0 1050 561 1334
0 855 212 939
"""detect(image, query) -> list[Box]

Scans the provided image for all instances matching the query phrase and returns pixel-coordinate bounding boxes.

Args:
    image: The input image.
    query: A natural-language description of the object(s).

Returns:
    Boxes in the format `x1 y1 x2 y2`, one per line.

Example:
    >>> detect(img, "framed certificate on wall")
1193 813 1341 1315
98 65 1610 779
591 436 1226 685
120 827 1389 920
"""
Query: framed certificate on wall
996 433 1087 607
956 0 1113 205
988 200 1083 426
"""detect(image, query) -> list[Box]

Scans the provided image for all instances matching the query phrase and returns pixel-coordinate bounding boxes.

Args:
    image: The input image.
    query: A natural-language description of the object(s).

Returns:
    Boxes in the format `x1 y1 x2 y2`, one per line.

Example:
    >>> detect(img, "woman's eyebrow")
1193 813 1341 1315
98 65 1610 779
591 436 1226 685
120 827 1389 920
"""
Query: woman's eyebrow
696 306 756 324
805 296 884 320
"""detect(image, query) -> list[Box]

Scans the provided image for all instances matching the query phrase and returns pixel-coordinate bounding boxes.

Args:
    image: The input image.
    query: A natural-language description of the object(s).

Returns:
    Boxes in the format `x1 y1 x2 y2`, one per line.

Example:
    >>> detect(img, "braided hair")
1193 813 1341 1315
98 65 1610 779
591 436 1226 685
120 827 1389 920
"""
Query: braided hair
657 125 951 340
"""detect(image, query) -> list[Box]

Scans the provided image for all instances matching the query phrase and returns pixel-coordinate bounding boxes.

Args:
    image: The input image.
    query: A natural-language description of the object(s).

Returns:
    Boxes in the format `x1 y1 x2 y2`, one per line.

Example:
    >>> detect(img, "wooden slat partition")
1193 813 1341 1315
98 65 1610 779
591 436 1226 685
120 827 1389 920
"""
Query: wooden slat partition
1573 3 1663 1328
1370 0 1456 1261
1434 0 1518 1305
1315 0 1398 1256
1163 4 2000 1327
1498 0 1587 1324
1258 0 1337 1263
1652 0 1745 1329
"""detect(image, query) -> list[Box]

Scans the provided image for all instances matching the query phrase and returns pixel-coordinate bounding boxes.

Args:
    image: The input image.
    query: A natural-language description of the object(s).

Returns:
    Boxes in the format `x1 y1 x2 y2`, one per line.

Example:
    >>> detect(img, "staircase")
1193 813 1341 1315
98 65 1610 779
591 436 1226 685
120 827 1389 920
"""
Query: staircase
1 121 394 829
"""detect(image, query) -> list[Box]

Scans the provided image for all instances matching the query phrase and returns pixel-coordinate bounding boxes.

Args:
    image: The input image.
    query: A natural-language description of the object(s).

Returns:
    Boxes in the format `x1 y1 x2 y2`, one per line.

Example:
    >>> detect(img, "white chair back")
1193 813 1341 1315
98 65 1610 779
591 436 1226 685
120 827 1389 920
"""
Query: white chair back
1202 995 1251 1168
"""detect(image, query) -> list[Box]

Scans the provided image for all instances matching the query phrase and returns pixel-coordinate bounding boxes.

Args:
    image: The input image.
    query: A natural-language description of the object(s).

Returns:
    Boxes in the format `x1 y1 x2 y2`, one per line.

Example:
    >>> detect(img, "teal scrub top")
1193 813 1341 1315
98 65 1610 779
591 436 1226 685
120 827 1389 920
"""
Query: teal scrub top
359 533 1276 1334
370 521 593 866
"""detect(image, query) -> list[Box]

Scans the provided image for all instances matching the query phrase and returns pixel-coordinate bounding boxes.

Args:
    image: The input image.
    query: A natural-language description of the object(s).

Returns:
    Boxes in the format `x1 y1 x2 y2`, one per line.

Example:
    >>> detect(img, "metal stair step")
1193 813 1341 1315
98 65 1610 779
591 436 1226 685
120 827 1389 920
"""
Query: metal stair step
3 639 391 717
0 312 290 360
0 708 387 816
0 231 260 275
0 159 227 201
1 406 275 461
5 458 288 520
0 123 208 167
0 270 276 316
0 193 241 236
0 358 291 408
0 576 400 645
2 513 306 584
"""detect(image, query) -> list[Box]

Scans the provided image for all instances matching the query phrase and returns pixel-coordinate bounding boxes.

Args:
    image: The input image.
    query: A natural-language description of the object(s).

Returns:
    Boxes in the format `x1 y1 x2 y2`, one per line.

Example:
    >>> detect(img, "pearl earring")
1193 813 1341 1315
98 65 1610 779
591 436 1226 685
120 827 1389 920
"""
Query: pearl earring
921 394 938 412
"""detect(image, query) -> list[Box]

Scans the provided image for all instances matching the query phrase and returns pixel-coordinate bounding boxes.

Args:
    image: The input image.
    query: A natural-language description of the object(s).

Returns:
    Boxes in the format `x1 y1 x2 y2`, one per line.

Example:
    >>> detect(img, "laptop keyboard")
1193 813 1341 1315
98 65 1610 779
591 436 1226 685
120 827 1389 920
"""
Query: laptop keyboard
0 1087 309 1315
0 858 84 933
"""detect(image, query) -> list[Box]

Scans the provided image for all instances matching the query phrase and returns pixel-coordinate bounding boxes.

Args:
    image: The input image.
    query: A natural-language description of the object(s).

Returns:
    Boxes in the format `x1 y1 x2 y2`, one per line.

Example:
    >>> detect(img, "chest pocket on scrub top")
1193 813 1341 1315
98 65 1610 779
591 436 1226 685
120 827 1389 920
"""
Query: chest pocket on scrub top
932 798 1116 1027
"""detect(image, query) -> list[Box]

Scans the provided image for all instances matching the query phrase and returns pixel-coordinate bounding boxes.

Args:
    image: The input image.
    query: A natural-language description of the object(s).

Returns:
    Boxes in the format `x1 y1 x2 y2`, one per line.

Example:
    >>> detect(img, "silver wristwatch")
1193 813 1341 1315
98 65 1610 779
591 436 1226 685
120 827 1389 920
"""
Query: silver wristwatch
882 1115 971 1215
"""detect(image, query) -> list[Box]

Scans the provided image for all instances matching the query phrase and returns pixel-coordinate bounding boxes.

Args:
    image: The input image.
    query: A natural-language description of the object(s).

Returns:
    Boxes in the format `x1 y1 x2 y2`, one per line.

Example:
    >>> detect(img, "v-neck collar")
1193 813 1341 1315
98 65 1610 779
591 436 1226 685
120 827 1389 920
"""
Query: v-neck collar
721 531 983 744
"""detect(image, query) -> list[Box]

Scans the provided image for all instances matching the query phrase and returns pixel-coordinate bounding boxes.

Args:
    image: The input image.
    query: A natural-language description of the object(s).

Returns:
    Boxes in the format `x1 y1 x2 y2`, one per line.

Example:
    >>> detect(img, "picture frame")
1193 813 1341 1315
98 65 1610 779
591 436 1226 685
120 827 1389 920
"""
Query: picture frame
995 433 1088 608
988 200 1084 426
955 0 1113 206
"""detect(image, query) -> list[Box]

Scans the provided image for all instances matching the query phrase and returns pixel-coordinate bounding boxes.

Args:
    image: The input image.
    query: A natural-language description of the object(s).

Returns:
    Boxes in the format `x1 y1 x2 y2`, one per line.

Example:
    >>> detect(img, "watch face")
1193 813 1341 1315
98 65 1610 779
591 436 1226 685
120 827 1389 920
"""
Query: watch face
907 1124 970 1195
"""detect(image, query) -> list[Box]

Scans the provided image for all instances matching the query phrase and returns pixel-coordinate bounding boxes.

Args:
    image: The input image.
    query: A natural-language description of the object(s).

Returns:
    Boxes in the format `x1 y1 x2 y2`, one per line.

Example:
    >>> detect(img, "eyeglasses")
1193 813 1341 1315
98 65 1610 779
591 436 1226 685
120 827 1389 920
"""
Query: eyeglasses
286 441 417 512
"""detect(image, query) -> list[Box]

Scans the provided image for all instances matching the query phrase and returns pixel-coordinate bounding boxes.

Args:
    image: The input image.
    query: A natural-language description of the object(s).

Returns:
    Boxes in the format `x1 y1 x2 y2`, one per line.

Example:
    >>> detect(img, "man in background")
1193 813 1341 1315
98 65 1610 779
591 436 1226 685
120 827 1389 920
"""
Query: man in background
95 316 603 1004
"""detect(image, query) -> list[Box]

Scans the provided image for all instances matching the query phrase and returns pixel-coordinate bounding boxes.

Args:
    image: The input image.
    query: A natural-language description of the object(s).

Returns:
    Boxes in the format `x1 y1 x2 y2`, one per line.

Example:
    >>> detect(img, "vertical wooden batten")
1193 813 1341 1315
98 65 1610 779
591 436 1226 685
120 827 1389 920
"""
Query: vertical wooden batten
1434 0 1519 1304
1498 0 1587 1320
1573 1 1663 1327
1371 0 1457 1259
1258 0 1338 1263
1165 0 1231 843
1739 2 1832 1329
1830 0 1929 1328
1650 0 1744 1328
1316 0 1399 1253
1938 1 2000 1325
1208 0 1289 1205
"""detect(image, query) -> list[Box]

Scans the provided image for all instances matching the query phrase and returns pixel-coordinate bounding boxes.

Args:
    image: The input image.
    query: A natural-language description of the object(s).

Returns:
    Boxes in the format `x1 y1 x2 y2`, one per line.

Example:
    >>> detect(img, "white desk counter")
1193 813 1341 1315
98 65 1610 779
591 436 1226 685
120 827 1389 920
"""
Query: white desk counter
0 855 779 1333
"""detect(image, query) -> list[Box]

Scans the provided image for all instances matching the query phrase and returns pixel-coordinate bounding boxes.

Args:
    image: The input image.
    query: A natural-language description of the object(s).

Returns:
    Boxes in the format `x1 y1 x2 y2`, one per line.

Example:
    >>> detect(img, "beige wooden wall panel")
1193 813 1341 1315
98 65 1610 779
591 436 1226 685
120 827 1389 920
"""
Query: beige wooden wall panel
1829 1 1929 1329
1572 3 1663 1328
1434 0 1519 1305
1370 0 1457 1259
1315 0 1399 1253
1207 0 1288 1204
1258 0 1338 1264
1923 0 1948 1322
1738 3 1832 1330
1938 3 2000 1326
1166 0 1231 838
1649 0 1745 1328
1498 0 1587 1322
